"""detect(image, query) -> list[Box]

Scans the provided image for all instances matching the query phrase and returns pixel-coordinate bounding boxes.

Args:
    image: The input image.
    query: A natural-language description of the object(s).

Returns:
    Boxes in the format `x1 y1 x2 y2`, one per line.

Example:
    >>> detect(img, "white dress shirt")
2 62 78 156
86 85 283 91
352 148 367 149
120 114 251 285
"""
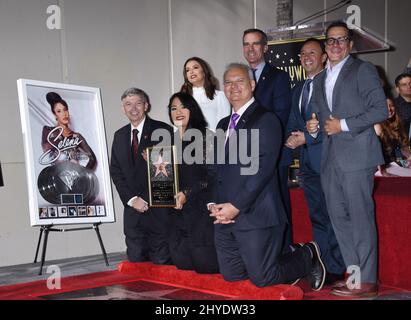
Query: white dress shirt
225 98 255 141
127 117 147 207
253 61 265 83
325 55 351 131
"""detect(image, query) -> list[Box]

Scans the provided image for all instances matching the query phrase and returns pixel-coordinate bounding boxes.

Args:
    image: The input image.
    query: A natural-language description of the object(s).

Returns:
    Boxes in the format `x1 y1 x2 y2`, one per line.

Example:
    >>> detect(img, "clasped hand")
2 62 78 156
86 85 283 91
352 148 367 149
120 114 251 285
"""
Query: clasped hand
285 131 306 149
306 113 342 136
209 203 240 225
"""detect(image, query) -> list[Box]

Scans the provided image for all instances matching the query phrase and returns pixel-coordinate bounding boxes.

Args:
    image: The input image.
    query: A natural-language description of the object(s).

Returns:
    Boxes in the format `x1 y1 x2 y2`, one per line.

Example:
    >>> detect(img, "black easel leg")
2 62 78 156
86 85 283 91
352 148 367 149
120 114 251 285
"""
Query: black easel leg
39 227 50 275
34 227 45 263
94 224 109 266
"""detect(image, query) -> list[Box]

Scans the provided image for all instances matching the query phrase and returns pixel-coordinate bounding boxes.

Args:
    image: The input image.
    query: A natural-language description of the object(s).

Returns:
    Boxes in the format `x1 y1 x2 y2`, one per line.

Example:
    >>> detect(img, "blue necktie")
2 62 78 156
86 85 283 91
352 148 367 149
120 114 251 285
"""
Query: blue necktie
301 79 312 120
252 69 257 83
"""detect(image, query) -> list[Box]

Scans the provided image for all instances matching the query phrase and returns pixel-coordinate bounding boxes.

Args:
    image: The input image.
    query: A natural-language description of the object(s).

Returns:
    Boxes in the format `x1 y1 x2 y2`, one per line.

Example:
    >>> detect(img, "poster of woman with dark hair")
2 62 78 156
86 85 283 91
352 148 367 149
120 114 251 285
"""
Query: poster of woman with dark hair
17 79 115 226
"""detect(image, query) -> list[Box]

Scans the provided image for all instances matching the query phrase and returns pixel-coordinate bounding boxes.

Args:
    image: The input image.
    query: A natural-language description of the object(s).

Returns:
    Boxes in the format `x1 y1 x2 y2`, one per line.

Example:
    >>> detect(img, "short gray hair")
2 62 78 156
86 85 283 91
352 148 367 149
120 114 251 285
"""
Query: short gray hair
223 63 254 81
120 87 151 112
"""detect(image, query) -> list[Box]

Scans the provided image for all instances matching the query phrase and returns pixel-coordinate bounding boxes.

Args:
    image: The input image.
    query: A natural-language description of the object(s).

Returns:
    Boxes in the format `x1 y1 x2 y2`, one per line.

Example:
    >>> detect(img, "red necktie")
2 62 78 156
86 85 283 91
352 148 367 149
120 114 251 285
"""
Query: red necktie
132 129 139 162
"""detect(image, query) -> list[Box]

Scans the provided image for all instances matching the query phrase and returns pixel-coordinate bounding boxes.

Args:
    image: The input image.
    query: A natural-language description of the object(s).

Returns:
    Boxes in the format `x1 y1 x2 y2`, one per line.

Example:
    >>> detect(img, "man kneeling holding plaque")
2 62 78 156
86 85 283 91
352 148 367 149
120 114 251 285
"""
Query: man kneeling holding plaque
110 87 173 264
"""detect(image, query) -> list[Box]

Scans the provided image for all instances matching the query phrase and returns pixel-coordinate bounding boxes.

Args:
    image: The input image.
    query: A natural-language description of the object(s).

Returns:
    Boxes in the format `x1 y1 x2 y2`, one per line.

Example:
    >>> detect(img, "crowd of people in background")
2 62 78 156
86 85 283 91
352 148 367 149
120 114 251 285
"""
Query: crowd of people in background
109 21 411 299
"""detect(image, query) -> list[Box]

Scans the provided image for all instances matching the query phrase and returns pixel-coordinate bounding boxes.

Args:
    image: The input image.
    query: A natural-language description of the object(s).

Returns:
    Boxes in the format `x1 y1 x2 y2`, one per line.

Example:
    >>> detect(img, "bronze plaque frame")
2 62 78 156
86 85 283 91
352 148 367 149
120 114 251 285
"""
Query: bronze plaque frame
146 145 179 207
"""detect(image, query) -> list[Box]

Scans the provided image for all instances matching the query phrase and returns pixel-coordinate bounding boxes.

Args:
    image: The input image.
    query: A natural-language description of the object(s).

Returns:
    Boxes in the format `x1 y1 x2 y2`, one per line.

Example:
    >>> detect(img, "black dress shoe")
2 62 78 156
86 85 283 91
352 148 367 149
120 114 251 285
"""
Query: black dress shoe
289 243 304 252
303 241 326 291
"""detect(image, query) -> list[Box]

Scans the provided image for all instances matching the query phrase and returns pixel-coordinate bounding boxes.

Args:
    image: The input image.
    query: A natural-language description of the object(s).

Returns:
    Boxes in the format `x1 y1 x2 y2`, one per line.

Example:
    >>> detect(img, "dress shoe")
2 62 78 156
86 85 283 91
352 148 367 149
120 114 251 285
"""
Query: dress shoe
303 241 326 291
286 243 304 285
331 283 378 298
290 243 304 252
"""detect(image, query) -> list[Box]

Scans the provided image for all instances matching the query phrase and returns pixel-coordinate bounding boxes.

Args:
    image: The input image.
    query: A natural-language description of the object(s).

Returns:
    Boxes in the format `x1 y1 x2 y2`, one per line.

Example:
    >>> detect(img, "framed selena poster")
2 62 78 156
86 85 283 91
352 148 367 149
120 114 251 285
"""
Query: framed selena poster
17 79 115 226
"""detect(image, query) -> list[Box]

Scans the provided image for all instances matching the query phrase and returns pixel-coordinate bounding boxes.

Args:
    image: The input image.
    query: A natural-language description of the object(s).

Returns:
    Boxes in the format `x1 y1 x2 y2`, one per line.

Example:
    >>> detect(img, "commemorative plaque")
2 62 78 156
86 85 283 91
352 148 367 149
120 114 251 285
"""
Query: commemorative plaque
147 146 179 207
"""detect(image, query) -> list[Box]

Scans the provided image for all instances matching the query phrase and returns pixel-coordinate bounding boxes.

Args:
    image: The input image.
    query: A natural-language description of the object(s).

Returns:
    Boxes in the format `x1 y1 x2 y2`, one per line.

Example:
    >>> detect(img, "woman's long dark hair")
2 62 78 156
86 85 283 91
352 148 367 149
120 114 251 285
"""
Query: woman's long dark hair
168 92 208 133
180 57 217 100
379 99 410 156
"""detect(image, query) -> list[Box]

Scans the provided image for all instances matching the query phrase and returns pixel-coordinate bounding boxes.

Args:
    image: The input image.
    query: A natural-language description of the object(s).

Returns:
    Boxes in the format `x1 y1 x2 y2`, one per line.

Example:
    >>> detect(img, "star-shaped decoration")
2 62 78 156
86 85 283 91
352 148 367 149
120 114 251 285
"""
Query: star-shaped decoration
284 52 287 56
276 54 280 59
290 58 294 63
153 155 169 177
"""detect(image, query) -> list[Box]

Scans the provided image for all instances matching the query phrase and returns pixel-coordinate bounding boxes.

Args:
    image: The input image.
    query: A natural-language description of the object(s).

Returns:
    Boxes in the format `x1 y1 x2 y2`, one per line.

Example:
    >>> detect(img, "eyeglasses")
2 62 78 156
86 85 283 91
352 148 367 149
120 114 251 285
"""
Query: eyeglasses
325 37 351 46
224 79 248 87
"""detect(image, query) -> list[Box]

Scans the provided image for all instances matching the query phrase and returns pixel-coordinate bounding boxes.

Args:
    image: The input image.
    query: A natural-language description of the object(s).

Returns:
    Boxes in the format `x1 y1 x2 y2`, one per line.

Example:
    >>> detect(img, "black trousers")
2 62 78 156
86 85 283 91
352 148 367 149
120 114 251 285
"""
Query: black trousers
279 165 293 248
169 212 219 274
123 206 172 265
214 224 311 287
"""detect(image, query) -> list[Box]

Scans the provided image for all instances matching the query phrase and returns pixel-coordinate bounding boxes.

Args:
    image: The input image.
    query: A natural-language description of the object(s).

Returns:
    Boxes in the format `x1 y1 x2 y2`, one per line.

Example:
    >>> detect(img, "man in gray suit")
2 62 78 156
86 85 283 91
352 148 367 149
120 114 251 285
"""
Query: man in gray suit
306 21 388 298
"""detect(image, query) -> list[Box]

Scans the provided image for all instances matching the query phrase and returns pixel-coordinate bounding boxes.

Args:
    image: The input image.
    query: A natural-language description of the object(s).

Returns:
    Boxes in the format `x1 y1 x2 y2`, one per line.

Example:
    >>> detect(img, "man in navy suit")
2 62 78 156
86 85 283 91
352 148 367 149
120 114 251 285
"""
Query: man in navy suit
285 38 345 285
207 63 325 290
110 87 173 264
242 29 293 248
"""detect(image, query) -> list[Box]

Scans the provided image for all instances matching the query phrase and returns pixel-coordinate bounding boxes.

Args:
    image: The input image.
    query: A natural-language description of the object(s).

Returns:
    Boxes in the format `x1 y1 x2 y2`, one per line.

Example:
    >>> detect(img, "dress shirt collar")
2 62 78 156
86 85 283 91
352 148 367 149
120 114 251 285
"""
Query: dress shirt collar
326 55 350 74
130 116 146 141
253 61 265 82
232 97 255 120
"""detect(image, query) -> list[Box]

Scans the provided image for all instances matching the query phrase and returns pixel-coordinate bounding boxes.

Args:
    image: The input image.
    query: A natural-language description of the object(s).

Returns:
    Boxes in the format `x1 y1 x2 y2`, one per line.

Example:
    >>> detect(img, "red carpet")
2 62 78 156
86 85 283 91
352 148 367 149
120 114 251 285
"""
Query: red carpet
0 263 303 300
118 262 303 300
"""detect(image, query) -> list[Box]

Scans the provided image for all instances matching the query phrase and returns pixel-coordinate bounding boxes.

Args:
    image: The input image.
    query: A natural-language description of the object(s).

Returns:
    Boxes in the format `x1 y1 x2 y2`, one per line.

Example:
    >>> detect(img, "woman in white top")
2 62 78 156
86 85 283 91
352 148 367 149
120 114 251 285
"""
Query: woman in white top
181 57 231 131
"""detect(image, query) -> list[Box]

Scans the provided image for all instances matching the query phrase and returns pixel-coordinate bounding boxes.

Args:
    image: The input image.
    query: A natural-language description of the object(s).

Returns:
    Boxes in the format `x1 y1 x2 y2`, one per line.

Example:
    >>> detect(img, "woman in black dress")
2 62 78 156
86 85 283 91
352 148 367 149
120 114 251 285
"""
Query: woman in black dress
167 92 219 274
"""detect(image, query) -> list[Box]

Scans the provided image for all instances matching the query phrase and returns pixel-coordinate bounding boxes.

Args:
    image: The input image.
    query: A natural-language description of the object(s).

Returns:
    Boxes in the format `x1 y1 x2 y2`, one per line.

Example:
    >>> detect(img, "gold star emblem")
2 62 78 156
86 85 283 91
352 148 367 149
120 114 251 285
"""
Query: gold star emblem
153 155 169 177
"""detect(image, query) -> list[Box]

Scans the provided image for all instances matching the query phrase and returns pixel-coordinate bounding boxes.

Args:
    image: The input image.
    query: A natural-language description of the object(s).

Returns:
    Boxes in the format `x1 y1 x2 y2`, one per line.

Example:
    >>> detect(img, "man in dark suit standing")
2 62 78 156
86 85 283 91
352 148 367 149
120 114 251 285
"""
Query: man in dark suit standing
307 22 388 297
208 63 325 290
110 87 172 264
286 38 345 285
242 29 293 248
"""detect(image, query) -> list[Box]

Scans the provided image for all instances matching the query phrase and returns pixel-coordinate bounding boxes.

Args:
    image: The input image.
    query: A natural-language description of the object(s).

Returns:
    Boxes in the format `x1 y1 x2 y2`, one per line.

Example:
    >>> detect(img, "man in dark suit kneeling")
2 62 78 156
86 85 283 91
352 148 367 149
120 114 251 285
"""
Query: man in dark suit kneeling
208 63 326 290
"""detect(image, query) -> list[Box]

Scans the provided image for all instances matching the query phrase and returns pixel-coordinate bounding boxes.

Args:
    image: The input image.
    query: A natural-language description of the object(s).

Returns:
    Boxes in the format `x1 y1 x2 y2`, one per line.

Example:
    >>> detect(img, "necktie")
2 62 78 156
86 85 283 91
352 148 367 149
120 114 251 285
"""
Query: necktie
132 129 139 162
252 69 257 83
227 113 240 139
300 78 313 120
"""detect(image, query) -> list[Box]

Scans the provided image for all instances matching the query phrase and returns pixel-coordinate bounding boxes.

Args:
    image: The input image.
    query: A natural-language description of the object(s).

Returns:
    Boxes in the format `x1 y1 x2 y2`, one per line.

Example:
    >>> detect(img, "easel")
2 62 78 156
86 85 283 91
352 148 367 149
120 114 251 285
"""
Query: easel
34 223 109 275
